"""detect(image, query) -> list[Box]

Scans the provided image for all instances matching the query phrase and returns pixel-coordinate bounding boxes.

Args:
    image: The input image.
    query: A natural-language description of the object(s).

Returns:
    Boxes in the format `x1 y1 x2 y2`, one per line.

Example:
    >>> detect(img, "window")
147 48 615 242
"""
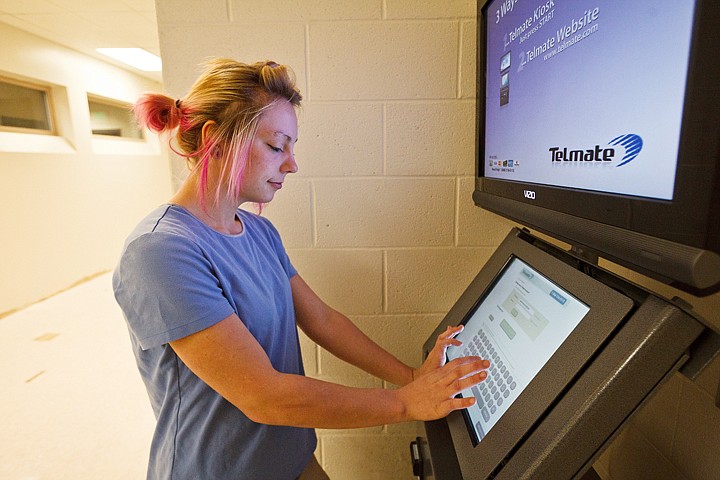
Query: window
87 95 143 139
0 78 54 134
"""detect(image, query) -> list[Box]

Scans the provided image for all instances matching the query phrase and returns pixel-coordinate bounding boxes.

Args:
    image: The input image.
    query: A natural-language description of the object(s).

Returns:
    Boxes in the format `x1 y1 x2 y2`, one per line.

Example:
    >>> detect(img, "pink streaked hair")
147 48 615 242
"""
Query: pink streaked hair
133 93 213 207
132 59 301 213
132 93 265 210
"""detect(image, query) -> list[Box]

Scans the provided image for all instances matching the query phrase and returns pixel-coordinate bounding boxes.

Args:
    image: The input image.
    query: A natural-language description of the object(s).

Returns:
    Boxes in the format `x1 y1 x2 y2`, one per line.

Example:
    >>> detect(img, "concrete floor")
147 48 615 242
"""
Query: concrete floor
0 272 154 479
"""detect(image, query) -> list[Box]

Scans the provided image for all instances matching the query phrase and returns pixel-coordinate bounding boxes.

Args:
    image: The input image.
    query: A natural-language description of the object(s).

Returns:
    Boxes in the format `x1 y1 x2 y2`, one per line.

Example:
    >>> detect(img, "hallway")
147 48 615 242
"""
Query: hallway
0 273 154 479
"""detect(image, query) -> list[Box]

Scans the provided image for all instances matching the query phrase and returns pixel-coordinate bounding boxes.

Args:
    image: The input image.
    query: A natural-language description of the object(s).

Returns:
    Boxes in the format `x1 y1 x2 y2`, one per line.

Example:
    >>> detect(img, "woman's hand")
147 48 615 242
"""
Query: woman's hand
398 355 490 421
394 325 490 421
412 325 465 382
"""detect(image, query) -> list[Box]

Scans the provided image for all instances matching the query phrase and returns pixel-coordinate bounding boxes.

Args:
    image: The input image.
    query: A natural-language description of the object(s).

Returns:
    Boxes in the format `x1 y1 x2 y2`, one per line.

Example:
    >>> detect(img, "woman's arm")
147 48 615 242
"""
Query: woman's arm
291 274 467 386
291 274 416 386
169 311 488 429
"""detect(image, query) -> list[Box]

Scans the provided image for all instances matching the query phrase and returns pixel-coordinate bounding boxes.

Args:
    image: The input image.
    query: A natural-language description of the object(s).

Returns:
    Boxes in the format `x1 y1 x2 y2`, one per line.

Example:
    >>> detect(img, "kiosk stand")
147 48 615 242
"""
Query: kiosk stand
411 228 719 480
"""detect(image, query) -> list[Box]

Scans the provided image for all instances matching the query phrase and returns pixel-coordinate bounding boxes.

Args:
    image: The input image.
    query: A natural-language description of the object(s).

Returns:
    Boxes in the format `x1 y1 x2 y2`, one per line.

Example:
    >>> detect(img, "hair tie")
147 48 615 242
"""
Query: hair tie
175 99 182 109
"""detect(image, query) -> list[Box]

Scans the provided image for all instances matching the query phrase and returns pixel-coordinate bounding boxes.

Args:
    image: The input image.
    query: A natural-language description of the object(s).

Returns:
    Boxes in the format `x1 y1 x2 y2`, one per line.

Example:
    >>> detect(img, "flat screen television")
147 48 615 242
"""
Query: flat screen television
474 0 720 295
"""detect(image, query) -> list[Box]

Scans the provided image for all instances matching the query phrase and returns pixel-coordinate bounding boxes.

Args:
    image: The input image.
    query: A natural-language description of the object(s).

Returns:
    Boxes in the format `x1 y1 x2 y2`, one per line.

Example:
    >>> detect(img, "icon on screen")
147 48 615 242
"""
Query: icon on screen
500 51 510 106
500 52 511 71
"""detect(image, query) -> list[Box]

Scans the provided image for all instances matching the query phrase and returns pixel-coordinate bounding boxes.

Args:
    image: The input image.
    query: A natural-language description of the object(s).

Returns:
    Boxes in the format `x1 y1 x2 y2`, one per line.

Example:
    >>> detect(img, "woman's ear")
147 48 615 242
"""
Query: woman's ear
200 120 222 158
200 120 217 146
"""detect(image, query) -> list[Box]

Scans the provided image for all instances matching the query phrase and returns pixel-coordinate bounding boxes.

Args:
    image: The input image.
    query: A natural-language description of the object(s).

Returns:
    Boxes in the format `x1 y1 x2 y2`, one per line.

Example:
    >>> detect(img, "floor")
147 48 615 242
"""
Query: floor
0 272 155 479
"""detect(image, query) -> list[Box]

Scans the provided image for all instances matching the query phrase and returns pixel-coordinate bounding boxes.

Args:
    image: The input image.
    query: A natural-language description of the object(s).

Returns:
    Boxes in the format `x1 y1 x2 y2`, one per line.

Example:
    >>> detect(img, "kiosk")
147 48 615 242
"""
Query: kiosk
410 0 720 477
411 228 717 479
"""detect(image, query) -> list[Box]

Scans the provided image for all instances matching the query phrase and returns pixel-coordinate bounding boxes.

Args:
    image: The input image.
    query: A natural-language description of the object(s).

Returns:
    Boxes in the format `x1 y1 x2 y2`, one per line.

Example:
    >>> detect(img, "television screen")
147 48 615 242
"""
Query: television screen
475 0 720 293
484 1 693 201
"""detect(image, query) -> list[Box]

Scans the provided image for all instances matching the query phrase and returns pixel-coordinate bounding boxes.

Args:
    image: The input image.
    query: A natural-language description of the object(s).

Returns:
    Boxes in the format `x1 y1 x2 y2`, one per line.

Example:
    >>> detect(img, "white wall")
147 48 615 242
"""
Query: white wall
0 23 172 315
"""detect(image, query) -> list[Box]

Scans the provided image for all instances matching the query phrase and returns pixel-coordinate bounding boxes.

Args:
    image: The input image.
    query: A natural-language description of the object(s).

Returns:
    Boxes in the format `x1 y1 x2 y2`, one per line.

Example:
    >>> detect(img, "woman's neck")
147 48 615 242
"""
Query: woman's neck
169 174 244 235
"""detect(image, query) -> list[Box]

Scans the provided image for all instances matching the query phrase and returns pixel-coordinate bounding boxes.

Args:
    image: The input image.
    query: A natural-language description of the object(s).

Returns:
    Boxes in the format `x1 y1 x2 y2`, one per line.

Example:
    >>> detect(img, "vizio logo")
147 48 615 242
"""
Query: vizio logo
523 190 536 199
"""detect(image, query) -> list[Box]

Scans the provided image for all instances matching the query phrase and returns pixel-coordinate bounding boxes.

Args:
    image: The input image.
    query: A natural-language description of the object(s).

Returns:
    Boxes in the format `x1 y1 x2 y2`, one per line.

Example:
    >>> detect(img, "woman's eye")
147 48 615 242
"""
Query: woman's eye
268 145 282 153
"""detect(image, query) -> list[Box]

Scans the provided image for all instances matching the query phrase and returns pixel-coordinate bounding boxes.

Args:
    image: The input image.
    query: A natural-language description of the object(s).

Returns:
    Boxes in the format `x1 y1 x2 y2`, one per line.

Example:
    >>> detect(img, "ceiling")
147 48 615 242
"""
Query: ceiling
0 0 162 82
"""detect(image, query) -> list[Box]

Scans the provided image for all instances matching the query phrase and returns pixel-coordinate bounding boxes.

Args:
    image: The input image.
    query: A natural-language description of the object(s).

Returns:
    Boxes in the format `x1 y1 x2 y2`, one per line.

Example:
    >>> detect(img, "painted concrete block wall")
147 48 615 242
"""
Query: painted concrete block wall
156 1 514 478
156 1 720 479
0 23 170 315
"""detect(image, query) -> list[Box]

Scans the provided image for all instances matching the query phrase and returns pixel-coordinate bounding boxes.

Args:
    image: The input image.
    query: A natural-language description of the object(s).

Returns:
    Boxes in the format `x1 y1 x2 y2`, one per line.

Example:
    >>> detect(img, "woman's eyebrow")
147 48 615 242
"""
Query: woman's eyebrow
273 131 298 143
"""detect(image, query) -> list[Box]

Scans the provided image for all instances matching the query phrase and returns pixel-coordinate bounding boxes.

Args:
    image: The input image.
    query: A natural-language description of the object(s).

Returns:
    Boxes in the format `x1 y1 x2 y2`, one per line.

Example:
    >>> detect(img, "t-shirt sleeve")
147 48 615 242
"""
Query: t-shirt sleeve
113 231 235 350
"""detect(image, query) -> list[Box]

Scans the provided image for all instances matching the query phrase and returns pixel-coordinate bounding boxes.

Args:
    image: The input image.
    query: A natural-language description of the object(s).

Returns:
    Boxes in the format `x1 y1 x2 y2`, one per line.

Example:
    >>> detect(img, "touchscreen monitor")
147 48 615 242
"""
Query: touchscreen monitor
426 228 635 478
447 256 590 445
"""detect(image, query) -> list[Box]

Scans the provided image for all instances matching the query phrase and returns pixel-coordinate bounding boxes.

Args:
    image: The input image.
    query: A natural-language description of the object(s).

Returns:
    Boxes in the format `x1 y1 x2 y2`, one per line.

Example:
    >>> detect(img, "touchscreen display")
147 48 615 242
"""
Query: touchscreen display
447 256 590 444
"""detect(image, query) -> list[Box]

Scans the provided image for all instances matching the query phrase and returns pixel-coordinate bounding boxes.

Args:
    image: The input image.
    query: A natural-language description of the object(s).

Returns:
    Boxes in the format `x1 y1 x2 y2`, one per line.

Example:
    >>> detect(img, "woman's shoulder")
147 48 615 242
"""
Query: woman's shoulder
237 208 278 233
122 205 207 254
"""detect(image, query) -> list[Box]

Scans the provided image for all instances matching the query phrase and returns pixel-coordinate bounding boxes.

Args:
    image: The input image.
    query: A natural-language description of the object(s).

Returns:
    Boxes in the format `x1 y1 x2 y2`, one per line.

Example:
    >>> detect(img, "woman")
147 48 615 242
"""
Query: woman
113 58 489 480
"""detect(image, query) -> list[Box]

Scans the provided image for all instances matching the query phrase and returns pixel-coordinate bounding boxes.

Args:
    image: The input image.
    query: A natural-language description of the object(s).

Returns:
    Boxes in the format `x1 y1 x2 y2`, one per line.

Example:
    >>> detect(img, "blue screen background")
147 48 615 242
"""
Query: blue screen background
484 0 696 200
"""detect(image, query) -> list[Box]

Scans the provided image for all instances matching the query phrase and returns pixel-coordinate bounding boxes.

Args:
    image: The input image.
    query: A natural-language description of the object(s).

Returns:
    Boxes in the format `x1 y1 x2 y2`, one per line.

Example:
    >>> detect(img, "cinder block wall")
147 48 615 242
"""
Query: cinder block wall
156 1 513 478
156 2 720 479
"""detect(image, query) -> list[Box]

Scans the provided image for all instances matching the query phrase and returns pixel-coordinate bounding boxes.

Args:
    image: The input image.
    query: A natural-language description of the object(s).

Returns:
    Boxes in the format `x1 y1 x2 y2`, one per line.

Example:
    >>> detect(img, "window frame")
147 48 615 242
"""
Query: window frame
87 93 144 141
0 76 56 136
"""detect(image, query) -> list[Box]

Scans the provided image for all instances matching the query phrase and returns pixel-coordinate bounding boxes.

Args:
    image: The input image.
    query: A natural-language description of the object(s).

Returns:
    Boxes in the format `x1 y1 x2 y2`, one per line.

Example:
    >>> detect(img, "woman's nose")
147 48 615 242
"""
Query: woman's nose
283 153 298 174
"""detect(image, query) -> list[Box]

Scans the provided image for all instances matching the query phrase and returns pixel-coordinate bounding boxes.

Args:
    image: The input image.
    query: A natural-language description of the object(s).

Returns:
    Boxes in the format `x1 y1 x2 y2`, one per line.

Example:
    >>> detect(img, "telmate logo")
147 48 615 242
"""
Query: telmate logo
549 134 643 167
608 134 643 167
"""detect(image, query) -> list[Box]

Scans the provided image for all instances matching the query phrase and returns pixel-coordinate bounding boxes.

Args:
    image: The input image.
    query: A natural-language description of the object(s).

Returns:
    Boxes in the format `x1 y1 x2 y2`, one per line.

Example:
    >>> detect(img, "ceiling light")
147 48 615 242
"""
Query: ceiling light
96 48 162 72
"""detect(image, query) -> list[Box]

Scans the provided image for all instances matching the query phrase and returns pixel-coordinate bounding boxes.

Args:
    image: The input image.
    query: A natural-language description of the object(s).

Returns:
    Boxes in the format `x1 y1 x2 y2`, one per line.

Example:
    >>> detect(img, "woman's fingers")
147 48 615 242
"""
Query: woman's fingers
428 357 490 391
418 326 466 378
401 355 491 421
408 327 491 419
430 325 464 358
444 356 490 375
444 395 477 411
452 370 488 393
439 324 463 341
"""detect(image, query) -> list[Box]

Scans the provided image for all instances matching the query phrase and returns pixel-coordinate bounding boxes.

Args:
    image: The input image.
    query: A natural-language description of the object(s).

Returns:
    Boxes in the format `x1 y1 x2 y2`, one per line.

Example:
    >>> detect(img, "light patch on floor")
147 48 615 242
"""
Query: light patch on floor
0 272 155 479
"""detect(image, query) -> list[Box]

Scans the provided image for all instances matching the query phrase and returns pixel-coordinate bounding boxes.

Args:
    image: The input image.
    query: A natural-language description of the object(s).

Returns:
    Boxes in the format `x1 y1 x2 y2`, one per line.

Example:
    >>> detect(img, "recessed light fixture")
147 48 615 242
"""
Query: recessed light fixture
96 48 162 72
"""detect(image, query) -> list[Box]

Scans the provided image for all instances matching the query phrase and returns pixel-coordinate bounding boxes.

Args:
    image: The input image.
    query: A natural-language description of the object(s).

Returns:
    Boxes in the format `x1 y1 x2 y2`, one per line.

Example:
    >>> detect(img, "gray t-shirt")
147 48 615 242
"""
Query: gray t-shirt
113 205 316 480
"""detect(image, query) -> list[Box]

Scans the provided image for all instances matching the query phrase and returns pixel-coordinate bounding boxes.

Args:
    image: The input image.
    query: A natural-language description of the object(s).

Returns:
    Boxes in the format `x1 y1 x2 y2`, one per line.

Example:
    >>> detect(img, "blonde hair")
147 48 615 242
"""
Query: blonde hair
134 58 302 206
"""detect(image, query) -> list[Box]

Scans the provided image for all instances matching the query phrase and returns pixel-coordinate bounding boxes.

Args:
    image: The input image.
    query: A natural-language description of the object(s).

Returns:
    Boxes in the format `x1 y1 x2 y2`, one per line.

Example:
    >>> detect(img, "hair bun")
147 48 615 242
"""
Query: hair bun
133 93 182 133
